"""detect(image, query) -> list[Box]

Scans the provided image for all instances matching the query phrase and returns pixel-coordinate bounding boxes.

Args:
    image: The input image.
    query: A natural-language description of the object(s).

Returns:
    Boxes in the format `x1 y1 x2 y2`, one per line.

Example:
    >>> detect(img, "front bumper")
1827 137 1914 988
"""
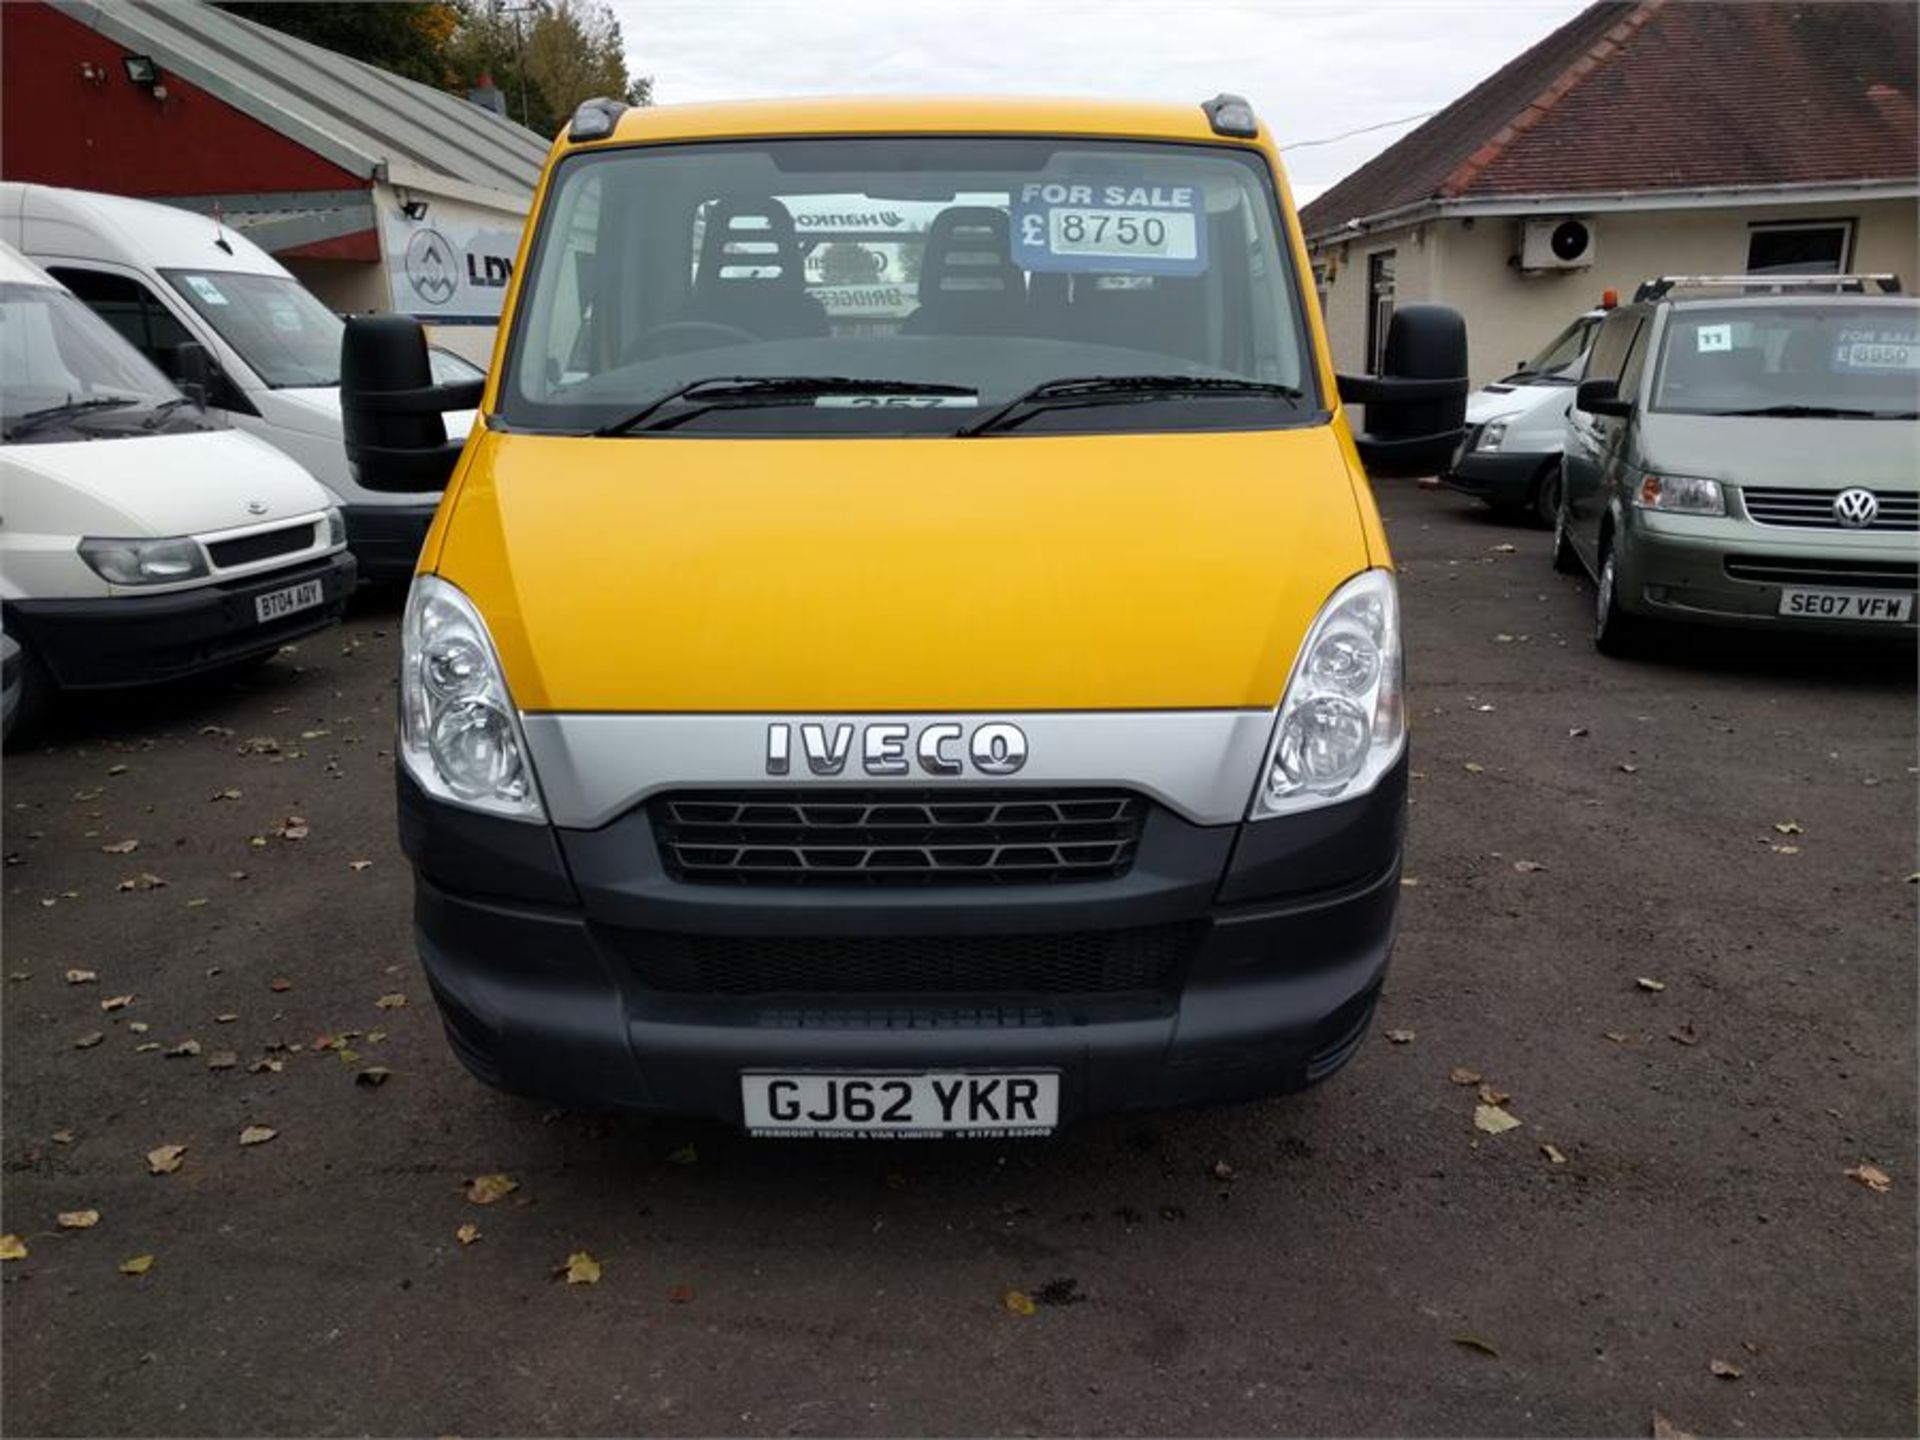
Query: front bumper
1440 447 1549 506
343 502 438 583
5 552 357 689
398 757 1409 1125
1617 511 1917 635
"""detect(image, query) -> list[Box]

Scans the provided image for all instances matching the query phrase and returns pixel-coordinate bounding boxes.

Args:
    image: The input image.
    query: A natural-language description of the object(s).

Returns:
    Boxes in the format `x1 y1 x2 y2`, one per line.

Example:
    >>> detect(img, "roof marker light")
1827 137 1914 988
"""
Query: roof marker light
1202 93 1259 138
1601 288 1618 309
568 97 627 143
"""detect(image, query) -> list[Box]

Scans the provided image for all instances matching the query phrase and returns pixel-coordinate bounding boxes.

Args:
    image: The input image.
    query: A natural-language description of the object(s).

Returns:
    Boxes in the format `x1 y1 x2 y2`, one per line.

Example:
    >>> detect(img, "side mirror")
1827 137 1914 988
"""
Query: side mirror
1575 377 1634 419
340 315 484 493
1336 305 1469 480
175 340 211 410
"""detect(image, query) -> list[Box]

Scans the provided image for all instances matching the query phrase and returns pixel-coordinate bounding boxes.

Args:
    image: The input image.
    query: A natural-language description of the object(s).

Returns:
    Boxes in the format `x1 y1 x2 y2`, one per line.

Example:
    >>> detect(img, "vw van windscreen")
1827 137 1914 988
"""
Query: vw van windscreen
1652 302 1920 418
501 136 1322 436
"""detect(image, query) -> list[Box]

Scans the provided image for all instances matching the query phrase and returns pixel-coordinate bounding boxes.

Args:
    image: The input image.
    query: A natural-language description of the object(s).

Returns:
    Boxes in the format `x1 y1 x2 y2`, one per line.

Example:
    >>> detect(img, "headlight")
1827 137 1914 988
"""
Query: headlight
1249 568 1405 819
78 536 209 586
1474 417 1514 452
323 507 347 548
1634 473 1724 516
400 575 544 821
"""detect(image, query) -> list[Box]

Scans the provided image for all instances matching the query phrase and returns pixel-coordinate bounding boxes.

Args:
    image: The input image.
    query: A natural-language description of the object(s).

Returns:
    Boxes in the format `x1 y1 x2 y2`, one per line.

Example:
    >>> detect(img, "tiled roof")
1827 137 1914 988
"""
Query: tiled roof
1301 0 1919 236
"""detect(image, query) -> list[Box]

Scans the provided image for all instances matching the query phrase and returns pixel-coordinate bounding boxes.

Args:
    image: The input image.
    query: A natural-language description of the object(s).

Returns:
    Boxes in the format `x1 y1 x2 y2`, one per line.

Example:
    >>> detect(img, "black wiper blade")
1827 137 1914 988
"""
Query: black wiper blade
596 376 976 436
3 396 138 439
956 374 1305 437
1716 404 1891 419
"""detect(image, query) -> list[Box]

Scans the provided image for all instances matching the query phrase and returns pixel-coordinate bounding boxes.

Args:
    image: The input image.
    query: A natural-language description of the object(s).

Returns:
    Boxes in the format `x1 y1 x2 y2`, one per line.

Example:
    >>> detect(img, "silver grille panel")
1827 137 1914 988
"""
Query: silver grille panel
1742 487 1920 531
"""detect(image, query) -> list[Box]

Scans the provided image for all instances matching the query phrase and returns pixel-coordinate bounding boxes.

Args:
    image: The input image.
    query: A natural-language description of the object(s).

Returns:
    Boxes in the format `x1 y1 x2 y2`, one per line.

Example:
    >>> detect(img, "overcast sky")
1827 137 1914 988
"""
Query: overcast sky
610 1 1590 206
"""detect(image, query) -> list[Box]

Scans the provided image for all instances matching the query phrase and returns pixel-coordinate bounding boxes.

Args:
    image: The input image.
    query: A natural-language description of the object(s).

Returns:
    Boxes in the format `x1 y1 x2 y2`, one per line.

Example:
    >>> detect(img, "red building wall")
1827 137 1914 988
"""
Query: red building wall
1 2 366 199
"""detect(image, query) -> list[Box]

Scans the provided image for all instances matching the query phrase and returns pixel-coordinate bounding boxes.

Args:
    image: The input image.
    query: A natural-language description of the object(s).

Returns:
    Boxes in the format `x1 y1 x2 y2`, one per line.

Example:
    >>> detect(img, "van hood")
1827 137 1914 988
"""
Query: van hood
276 386 478 442
0 428 332 537
1641 413 1920 491
435 426 1376 713
1467 381 1570 425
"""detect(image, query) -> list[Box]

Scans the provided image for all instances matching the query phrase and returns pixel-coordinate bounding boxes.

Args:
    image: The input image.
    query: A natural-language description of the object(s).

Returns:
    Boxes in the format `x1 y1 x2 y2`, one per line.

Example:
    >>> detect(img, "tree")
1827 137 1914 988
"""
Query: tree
214 4 461 88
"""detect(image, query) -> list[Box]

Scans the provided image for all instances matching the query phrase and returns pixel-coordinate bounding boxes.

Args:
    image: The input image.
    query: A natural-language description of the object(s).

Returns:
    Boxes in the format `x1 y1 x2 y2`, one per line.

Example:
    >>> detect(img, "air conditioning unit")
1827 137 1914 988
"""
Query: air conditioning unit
1522 218 1596 270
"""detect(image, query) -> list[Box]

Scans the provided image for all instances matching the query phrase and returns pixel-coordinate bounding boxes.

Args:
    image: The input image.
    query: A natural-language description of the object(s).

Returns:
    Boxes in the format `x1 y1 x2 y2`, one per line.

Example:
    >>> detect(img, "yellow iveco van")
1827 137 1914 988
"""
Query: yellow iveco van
343 95 1467 1137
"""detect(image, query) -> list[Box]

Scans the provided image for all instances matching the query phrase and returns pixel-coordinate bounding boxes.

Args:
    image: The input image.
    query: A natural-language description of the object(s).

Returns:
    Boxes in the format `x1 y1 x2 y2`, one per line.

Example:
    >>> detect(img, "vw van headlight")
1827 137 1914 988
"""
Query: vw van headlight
400 575 544 821
1633 473 1724 516
1249 569 1405 819
78 536 209 585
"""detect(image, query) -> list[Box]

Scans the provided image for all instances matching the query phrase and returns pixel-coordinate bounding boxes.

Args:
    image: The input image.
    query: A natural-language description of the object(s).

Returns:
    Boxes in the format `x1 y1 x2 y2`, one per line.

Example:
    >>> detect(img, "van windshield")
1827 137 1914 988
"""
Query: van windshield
1652 302 1920 417
1506 314 1598 384
161 269 344 389
0 281 205 444
501 136 1320 435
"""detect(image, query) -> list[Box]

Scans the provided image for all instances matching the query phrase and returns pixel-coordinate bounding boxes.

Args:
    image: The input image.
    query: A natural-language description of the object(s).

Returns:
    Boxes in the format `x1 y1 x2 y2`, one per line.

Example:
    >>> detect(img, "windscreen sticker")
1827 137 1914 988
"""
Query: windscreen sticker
1011 181 1207 276
266 299 304 333
181 274 228 306
1832 328 1920 371
1694 323 1731 353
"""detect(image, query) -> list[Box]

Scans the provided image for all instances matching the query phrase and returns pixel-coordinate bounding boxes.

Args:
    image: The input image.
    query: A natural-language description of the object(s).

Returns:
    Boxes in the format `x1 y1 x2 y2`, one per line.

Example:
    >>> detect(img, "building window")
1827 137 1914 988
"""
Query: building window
1365 249 1396 373
1746 220 1853 276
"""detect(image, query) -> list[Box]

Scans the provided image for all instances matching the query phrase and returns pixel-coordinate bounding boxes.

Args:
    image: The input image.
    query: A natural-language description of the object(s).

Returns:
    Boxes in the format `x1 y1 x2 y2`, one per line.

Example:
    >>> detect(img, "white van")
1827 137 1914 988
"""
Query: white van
1439 301 1609 525
0 243 353 742
0 183 477 581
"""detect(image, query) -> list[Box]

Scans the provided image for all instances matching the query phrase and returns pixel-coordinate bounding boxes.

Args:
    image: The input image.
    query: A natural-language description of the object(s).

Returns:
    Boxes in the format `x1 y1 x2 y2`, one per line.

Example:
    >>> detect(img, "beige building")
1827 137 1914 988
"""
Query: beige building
1302 0 1919 387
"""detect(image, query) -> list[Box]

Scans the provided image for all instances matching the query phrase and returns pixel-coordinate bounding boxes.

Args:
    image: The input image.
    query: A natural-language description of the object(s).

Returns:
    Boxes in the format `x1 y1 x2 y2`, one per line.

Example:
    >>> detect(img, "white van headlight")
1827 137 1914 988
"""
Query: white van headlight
1474 416 1514 452
1249 568 1406 819
78 536 209 585
400 575 544 821
323 507 347 548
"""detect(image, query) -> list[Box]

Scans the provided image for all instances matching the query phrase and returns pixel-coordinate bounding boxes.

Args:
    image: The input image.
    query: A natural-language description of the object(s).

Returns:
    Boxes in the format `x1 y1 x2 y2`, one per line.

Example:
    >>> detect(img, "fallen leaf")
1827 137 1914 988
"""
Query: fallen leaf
1635 977 1666 993
455 1223 482 1246
1449 1067 1482 1085
666 1282 696 1304
146 1144 186 1176
1451 1334 1500 1357
106 763 128 776
128 1021 149 1034
185 897 209 909
210 787 243 802
1845 1163 1892 1194
99 839 139 855
1709 1359 1743 1379
1477 1082 1512 1106
65 969 98 985
237 736 280 755
1490 543 1516 554
100 994 134 1012
206 1050 239 1072
1567 726 1590 738
1541 1143 1568 1165
134 1043 161 1053
1652 1413 1695 1440
118 1254 154 1276
214 1013 238 1024
1385 1028 1415 1044
0 1234 25 1261
1473 1104 1521 1135
249 1058 284 1075
269 977 292 992
1211 1159 1236 1182
348 859 373 872
374 992 407 1010
1618 762 1640 774
164 1039 202 1059
50 1130 74 1145
465 1173 519 1205
1770 844 1800 855
1668 1022 1700 1047
561 1251 601 1285
73 1032 105 1050
355 1067 393 1088
1512 859 1548 873
1604 1030 1632 1044
1772 821 1803 836
665 1144 698 1166
272 816 309 841
1463 762 1485 774
238 1124 278 1147
116 872 167 892
1472 703 1496 713
57 1209 100 1229
1001 1288 1036 1316
1399 876 1422 888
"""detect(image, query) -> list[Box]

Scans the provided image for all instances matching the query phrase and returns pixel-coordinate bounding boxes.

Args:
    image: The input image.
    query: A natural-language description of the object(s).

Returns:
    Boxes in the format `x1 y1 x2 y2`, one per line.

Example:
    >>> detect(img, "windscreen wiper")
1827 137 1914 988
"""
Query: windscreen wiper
955 374 1306 437
1716 403 1916 419
596 376 977 436
3 396 138 440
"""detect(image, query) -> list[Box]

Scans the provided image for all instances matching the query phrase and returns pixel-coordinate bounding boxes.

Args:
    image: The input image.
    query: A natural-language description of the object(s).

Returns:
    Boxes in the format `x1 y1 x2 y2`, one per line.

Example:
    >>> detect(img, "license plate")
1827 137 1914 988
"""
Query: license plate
254 579 324 624
1778 588 1913 622
741 1071 1059 1139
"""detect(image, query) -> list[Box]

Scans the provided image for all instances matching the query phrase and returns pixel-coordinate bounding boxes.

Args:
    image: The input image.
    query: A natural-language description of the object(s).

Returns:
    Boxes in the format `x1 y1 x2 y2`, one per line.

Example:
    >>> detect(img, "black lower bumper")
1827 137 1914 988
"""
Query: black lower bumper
343 502 438 583
398 756 1408 1127
5 552 357 689
1440 448 1549 506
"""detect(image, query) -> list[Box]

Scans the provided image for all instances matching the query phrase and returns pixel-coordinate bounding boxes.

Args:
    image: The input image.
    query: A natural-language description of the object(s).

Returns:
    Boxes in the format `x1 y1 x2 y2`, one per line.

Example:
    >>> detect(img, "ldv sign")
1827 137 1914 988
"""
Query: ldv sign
381 194 524 321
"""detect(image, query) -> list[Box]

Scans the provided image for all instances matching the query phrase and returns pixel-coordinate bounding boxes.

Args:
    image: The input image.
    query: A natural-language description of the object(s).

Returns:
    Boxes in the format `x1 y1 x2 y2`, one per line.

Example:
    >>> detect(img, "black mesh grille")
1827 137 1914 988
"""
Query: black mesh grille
623 923 1199 997
1724 554 1920 590
206 524 316 569
653 788 1145 887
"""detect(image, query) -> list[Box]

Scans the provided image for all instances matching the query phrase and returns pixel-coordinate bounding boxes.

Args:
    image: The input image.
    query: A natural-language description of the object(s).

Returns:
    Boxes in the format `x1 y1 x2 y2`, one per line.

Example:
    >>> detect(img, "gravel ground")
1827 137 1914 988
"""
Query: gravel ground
3 480 1913 1437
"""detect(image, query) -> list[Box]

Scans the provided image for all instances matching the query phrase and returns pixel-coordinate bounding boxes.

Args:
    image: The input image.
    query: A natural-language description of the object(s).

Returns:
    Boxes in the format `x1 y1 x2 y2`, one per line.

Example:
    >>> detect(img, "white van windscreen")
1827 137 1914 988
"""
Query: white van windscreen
161 270 345 389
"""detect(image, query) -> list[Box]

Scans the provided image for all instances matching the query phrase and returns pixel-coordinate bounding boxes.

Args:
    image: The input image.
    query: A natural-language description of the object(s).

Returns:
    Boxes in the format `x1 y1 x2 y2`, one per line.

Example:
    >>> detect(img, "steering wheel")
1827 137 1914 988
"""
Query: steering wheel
630 320 760 360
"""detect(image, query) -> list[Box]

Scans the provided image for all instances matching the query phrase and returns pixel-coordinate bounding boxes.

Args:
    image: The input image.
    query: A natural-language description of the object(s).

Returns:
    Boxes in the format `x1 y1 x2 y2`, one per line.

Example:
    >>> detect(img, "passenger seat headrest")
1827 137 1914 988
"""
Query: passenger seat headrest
697 196 807 292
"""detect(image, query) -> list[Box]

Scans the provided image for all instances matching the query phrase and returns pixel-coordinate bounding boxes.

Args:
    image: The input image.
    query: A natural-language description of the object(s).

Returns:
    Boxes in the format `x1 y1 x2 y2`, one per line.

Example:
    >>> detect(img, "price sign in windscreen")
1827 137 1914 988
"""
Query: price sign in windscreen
1012 180 1208 277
